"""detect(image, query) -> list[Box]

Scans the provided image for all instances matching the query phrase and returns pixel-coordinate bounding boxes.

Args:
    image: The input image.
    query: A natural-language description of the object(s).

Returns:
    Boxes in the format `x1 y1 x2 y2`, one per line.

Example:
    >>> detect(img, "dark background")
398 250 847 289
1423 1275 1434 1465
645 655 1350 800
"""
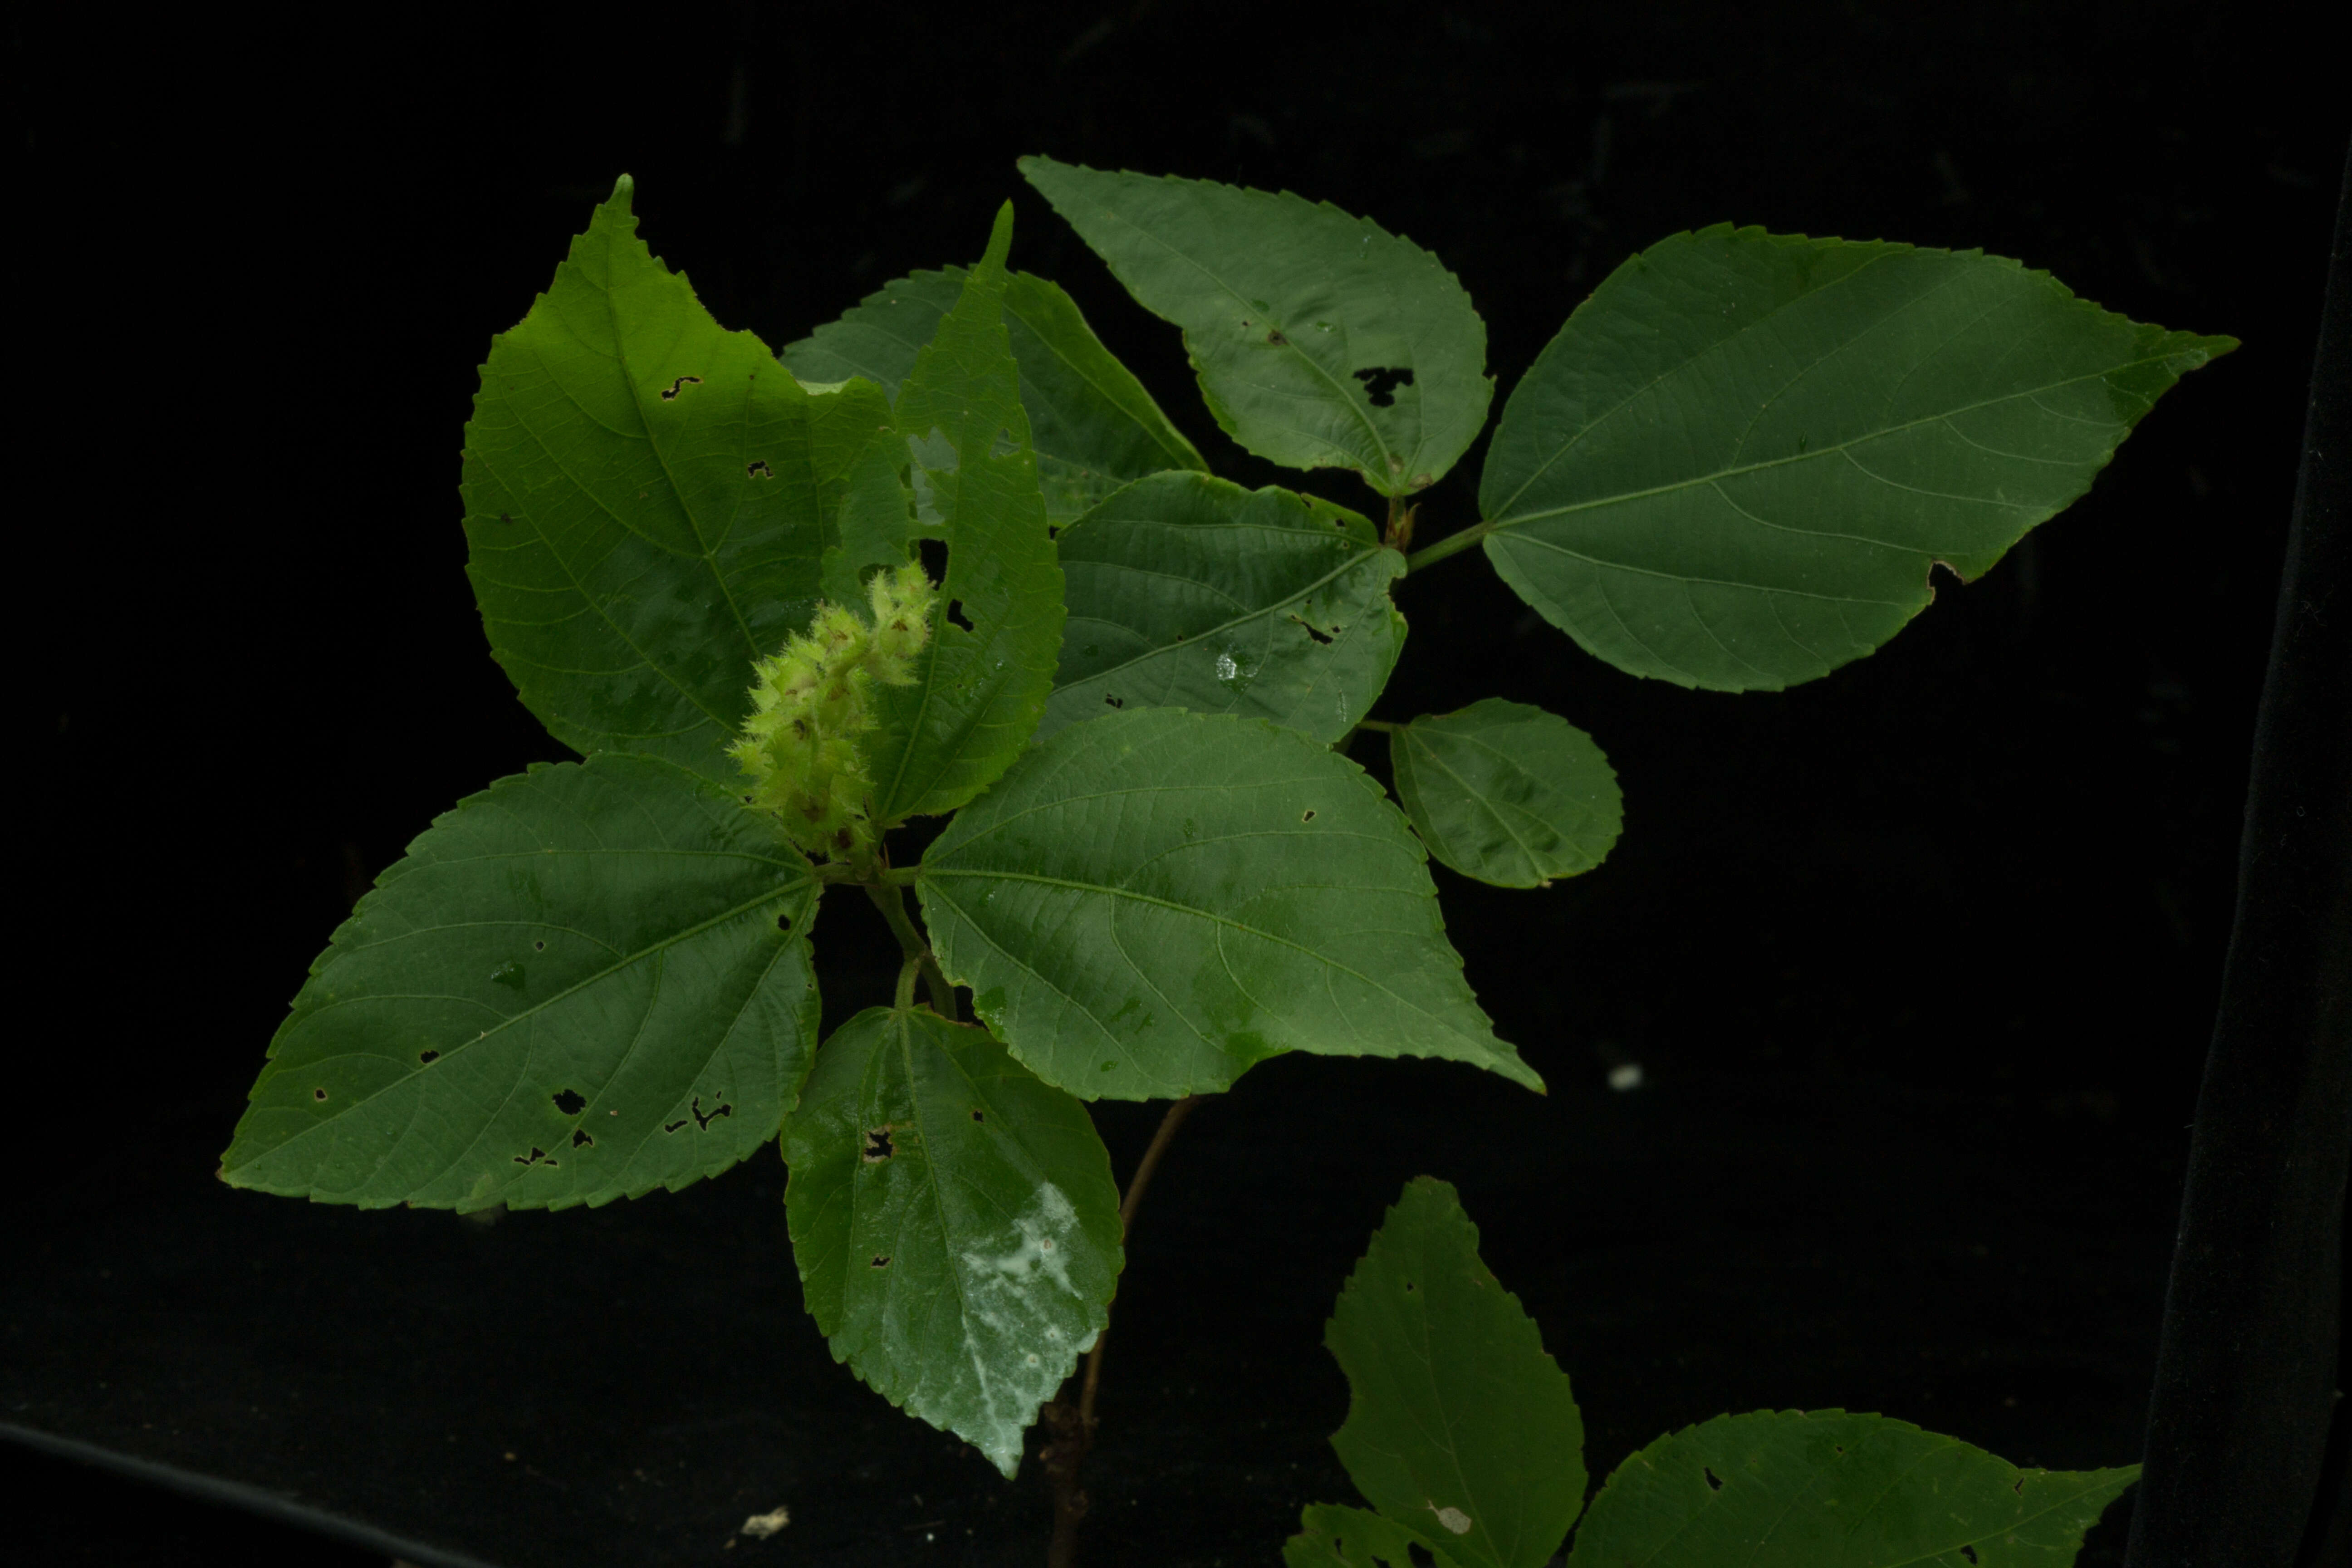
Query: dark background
15 3 2345 1564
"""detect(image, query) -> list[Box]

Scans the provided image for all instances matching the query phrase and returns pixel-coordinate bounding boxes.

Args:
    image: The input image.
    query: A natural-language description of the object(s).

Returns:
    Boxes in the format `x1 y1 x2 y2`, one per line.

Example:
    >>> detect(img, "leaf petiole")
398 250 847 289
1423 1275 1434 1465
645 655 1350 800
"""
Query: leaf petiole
1402 519 1493 574
865 881 959 1019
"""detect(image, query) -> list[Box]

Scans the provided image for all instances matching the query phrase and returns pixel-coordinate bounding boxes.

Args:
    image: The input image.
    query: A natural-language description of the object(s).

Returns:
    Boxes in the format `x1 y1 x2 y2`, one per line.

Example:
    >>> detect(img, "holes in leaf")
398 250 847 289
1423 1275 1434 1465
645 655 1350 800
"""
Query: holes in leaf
497 512 516 524
946 599 975 632
312 1088 328 1101
746 460 774 479
690 1096 732 1130
777 912 793 931
1352 366 1415 407
863 1127 896 1162
1703 1467 1724 1492
1960 1549 1980 1565
1403 1279 1416 1293
661 375 702 400
970 1109 985 1122
1302 809 1317 823
1287 612 1335 646
663 1118 688 1133
1103 693 1123 709
1266 328 1288 345
870 1255 891 1269
918 537 948 584
553 1089 587 1116
534 940 546 951
418 1049 440 1065
571 1129 593 1149
1407 1544 1436 1568
513 1146 554 1166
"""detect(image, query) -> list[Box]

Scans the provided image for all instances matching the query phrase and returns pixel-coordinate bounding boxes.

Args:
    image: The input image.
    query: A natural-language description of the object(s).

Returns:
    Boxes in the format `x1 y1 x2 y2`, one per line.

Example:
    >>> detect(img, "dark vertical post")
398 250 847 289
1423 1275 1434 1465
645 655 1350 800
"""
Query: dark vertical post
2126 144 2352 1566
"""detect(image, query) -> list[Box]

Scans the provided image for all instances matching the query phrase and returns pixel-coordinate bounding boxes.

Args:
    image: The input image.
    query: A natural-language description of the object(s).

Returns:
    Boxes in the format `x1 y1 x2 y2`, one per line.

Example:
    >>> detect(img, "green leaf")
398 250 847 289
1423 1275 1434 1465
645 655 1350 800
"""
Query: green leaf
1325 1178 1585 1568
1286 1504 1470 1568
1389 701 1622 888
782 1004 1122 1478
463 176 895 782
916 708 1539 1101
865 206 1068 823
1565 1409 2137 1567
1475 224 2235 691
1020 156 1493 498
221 755 819 1210
1044 472 1406 745
780 266 1208 524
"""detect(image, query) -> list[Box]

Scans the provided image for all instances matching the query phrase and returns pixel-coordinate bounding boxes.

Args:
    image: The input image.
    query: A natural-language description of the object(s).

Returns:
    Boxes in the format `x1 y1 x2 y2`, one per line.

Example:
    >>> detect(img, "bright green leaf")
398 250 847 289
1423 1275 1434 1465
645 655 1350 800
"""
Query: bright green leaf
783 1005 1122 1477
1286 1504 1470 1568
463 176 894 782
221 755 819 1211
780 265 1208 524
1389 700 1622 888
1565 1409 2137 1567
865 205 1068 823
1044 472 1406 745
1475 224 2234 691
916 708 1539 1101
1020 156 1493 498
1325 1178 1585 1568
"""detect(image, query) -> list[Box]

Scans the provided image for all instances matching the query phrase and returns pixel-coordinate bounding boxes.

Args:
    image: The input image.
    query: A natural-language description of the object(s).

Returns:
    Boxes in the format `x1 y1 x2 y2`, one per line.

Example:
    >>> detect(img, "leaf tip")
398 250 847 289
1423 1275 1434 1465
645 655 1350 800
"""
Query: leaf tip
608 172 635 209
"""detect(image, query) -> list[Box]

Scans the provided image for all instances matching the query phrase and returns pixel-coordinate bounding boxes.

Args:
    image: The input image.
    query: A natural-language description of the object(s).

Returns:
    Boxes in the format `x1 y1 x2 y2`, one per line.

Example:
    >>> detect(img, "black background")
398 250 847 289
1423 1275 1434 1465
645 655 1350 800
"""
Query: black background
15 3 2346 1564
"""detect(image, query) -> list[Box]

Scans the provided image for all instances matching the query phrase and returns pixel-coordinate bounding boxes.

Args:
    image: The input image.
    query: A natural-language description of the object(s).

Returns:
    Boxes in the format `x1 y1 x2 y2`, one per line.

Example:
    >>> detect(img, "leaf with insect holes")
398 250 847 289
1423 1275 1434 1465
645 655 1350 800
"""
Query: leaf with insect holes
916 707 1538 1101
1389 700 1622 888
1285 1504 1469 1568
221 754 819 1210
783 1004 1122 1477
862 205 1067 823
781 265 1208 525
1564 1409 2137 1567
1044 471 1406 745
1475 224 2234 691
1313 1178 1586 1568
1020 156 1493 498
462 176 894 783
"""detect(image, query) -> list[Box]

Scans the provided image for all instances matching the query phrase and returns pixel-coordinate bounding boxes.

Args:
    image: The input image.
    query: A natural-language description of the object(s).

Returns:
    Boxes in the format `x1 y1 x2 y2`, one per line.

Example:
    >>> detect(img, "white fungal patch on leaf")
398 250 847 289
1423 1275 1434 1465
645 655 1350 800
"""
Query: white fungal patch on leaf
1431 1504 1473 1534
951 1181 1091 1476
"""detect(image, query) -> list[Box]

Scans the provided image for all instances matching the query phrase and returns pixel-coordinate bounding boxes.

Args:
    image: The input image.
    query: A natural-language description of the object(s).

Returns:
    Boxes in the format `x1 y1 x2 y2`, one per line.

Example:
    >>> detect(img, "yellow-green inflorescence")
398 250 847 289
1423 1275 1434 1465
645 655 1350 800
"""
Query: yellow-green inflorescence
730 561 935 859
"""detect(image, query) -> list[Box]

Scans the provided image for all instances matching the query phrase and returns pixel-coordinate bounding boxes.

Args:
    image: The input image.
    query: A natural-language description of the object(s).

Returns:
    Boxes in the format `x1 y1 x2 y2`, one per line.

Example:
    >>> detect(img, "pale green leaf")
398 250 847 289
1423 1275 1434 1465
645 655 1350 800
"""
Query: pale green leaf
783 1005 1122 1477
463 176 894 782
865 205 1068 822
1326 1178 1585 1568
1475 224 2234 691
1286 1504 1470 1568
1044 472 1406 745
780 265 1207 524
916 708 1538 1100
1020 156 1493 498
1389 700 1622 888
221 754 819 1211
1565 1409 2137 1567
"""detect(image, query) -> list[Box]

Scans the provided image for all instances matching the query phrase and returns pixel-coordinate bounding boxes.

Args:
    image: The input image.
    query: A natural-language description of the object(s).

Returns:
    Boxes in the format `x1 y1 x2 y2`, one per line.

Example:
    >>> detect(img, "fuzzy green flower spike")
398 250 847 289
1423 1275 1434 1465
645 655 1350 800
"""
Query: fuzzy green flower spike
731 561 936 858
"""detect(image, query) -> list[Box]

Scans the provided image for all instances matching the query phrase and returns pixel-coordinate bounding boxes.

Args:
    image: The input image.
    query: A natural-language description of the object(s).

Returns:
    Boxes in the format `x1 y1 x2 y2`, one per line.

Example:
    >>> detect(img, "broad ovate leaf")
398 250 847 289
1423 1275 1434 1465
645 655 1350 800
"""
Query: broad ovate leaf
1326 1178 1585 1568
463 176 894 782
916 708 1538 1101
1389 700 1622 887
783 1005 1121 1477
1476 224 2234 690
1044 471 1406 744
780 266 1208 524
1021 156 1492 497
1565 1409 2137 1567
222 755 819 1210
865 205 1068 822
1287 1504 1470 1568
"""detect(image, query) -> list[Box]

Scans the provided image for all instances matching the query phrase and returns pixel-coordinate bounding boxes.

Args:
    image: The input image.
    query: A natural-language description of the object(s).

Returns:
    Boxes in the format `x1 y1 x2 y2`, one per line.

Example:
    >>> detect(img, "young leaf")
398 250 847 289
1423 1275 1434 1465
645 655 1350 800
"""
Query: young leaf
1389 700 1623 888
779 266 1210 525
1324 1178 1586 1568
865 205 1068 823
1044 471 1407 745
1564 1409 2137 1567
916 708 1539 1101
1286 1503 1470 1568
782 1005 1122 1478
1475 226 2234 691
463 176 894 783
1020 156 1494 498
221 755 820 1211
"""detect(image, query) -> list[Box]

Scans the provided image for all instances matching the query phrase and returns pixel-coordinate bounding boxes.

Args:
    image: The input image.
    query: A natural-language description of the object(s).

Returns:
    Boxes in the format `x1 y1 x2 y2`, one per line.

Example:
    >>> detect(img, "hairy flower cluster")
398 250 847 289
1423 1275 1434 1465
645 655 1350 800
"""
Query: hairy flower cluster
731 561 935 858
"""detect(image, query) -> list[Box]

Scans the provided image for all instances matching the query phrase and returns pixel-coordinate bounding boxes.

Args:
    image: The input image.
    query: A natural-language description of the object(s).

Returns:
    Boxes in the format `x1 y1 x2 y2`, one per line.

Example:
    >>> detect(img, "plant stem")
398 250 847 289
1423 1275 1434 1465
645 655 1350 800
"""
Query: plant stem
893 953 920 1013
1403 518 1494 573
1352 717 1400 734
1044 1093 1204 1568
863 882 957 1020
